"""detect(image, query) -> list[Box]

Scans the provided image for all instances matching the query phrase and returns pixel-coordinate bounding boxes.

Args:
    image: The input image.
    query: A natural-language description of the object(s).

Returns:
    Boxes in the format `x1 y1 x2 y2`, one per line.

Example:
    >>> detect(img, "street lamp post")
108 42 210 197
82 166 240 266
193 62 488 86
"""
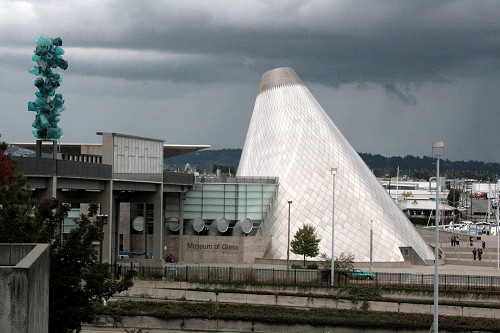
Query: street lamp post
178 192 186 263
287 200 292 271
331 168 337 287
432 141 444 333
370 219 373 273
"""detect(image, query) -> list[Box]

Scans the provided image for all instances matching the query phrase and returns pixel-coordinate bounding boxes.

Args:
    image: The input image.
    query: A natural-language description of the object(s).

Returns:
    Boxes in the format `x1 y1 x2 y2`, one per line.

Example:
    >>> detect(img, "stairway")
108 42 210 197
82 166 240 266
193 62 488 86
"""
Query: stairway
418 227 500 267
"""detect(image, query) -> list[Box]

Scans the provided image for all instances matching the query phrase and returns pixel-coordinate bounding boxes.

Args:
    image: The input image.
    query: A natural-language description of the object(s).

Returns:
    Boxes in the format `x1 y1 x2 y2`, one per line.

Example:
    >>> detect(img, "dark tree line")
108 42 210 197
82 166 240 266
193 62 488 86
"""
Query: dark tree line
164 148 499 180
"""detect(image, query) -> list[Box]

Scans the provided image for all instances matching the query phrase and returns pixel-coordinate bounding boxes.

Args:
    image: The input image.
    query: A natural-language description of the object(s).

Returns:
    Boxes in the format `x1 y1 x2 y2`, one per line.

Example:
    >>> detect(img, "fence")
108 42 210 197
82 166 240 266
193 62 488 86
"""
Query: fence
112 264 500 292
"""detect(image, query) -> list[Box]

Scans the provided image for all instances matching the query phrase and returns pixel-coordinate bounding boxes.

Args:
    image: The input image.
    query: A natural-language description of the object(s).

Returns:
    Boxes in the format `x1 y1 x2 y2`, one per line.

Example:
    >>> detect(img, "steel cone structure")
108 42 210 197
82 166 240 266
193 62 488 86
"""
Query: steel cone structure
237 67 434 262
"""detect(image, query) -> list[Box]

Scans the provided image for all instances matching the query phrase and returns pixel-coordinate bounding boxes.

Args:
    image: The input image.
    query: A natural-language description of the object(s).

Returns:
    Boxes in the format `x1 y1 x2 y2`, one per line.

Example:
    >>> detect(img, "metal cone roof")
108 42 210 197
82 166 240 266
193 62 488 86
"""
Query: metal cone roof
237 67 434 262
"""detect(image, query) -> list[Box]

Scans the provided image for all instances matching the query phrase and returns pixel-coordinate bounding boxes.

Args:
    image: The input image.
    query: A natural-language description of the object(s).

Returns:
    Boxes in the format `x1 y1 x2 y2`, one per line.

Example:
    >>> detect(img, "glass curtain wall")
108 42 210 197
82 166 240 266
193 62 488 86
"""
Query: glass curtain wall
164 183 277 234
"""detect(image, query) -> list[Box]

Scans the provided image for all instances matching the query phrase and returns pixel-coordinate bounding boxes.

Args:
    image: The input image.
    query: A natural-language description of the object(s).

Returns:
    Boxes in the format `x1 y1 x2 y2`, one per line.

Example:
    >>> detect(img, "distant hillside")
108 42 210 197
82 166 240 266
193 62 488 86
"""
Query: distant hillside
6 144 498 181
165 148 499 180
165 149 242 174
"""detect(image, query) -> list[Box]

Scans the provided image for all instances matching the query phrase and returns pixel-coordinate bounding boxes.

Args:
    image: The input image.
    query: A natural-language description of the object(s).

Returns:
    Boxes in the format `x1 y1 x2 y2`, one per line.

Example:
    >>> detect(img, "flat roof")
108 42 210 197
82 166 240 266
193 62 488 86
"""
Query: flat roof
9 142 211 159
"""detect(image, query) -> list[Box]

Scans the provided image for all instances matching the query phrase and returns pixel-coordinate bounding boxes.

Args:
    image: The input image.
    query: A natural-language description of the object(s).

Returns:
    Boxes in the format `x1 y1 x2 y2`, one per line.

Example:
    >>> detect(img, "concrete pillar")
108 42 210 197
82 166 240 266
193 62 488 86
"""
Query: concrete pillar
99 180 113 264
178 192 185 263
152 184 164 260
142 203 147 258
38 176 57 202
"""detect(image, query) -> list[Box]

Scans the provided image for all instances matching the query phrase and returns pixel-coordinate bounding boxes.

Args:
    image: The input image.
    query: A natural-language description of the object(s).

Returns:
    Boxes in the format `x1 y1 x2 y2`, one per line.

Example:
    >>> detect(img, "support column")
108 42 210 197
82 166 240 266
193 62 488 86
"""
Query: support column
178 192 186 263
99 180 113 264
152 184 164 261
142 203 147 258
39 176 57 202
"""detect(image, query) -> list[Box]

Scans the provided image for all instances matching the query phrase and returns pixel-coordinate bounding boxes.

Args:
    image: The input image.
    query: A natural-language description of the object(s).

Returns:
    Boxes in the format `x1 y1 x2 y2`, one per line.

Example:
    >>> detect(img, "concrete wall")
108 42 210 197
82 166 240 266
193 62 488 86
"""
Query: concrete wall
92 315 433 333
112 134 163 175
119 281 500 320
163 235 271 264
0 244 50 333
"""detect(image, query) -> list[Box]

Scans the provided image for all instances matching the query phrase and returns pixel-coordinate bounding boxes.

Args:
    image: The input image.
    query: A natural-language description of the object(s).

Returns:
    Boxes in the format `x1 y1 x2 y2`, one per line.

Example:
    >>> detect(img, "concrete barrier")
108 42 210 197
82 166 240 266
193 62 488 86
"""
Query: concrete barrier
336 299 357 310
218 292 247 303
462 306 496 318
399 303 431 314
185 290 216 302
277 295 308 307
369 301 399 312
306 297 337 309
246 293 276 305
90 316 436 332
113 280 500 319
434 304 462 316
217 319 253 332
183 318 218 331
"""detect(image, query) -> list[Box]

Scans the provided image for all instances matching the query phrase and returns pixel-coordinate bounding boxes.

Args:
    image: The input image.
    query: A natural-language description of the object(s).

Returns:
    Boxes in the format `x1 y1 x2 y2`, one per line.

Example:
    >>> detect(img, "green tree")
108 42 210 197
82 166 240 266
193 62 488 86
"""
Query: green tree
318 252 355 272
0 145 134 333
290 224 320 267
411 170 432 181
212 163 236 175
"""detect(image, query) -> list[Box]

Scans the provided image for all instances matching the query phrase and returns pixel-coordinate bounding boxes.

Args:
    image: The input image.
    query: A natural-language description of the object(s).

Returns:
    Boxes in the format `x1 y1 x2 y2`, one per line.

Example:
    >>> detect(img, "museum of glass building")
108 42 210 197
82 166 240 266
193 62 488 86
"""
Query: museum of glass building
238 67 434 263
164 177 278 235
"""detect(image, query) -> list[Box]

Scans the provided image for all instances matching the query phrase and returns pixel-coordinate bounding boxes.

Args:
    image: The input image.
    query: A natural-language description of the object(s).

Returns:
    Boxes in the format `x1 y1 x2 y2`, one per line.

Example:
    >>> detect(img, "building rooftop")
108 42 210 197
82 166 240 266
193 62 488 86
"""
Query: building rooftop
9 142 211 159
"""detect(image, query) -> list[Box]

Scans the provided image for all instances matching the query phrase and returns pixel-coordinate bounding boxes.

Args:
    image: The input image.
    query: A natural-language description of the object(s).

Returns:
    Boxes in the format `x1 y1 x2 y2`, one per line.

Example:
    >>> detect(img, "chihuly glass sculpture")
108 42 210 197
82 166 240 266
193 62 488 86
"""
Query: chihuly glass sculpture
28 34 68 140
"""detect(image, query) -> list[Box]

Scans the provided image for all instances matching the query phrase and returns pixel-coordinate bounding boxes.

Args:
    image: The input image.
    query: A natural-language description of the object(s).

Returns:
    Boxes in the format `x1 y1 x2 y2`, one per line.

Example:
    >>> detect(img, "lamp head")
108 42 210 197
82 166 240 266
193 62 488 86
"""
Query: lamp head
432 141 445 158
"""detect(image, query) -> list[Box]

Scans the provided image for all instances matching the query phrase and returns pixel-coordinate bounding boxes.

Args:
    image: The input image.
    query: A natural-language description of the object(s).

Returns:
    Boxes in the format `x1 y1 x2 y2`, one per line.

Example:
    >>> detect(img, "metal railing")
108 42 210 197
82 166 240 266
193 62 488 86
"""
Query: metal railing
163 171 195 185
112 264 500 292
195 176 279 184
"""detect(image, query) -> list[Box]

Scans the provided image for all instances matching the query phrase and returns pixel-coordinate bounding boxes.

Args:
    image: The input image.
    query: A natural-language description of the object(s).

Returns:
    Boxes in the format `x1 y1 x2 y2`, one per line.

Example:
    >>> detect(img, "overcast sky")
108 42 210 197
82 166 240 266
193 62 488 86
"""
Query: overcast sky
0 0 499 162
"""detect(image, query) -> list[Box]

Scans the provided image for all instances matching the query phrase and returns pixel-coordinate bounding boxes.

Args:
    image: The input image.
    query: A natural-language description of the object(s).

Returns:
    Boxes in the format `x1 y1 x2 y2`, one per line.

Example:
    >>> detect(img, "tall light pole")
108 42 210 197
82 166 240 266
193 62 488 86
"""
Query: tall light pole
287 200 292 271
331 168 337 287
432 141 444 333
178 192 186 263
370 219 373 273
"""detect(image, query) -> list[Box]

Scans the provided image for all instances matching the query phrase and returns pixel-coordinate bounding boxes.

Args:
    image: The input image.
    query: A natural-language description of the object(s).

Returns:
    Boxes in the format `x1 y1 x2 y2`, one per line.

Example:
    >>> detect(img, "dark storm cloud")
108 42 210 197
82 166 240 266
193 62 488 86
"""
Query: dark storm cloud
3 0 498 89
382 82 417 106
0 0 499 162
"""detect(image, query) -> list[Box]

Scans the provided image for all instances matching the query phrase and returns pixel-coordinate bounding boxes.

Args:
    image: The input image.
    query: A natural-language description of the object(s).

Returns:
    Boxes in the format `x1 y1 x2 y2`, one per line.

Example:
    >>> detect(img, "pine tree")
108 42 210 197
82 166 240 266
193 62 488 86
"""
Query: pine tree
290 224 321 267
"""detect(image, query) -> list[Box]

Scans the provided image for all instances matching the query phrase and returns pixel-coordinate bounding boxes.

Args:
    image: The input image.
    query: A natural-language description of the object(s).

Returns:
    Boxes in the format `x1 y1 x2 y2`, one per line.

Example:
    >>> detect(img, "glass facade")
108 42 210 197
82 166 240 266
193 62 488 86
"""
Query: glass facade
164 179 278 234
62 208 80 240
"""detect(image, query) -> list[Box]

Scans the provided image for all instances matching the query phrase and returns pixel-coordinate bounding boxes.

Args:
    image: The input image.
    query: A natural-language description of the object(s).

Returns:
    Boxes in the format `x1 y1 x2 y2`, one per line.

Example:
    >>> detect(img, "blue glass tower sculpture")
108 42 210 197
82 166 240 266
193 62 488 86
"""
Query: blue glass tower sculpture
28 34 68 140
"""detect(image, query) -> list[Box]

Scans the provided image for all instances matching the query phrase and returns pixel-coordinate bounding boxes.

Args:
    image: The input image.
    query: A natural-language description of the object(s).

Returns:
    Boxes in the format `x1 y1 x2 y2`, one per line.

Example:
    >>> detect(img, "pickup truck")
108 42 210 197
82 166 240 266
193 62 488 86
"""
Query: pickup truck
347 268 375 280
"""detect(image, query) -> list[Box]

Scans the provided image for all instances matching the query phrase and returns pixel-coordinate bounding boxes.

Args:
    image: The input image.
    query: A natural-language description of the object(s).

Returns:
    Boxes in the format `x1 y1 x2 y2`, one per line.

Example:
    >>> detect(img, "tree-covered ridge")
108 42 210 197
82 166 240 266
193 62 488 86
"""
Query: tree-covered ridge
165 148 242 174
164 149 499 180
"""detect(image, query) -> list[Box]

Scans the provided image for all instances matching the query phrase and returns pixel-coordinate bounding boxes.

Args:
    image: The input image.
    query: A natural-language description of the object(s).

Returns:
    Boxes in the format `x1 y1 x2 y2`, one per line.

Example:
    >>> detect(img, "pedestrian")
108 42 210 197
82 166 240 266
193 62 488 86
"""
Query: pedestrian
451 236 455 247
472 248 477 260
482 240 486 249
478 248 483 261
469 236 473 247
456 237 460 247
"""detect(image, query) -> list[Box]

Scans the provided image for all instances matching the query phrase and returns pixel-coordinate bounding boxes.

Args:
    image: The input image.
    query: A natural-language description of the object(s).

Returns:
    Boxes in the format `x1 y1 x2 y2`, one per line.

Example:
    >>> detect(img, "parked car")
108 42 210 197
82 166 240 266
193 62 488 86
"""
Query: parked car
347 268 375 280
